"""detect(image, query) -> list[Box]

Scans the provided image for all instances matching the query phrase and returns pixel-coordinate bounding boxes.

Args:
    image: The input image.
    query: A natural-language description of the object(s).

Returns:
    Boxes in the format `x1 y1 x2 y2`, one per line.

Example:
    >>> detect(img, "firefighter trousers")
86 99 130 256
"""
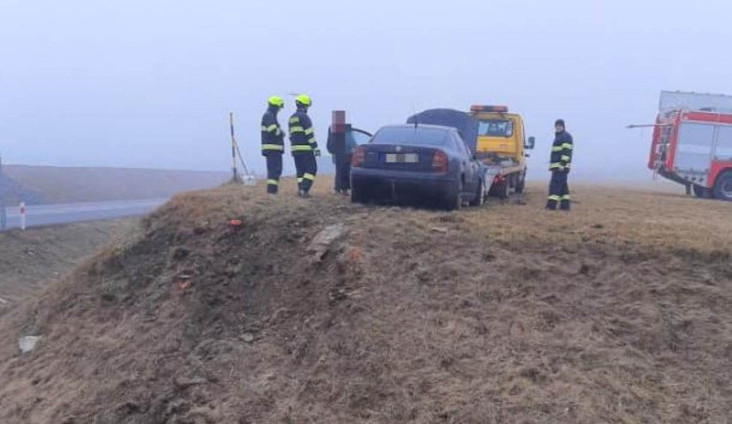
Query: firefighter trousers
547 170 570 210
294 153 317 194
264 152 283 194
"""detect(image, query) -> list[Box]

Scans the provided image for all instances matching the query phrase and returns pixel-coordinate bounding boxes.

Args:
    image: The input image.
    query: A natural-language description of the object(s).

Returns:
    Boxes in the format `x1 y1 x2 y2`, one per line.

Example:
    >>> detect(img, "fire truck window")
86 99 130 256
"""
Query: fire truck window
677 123 714 171
715 126 732 160
679 123 714 147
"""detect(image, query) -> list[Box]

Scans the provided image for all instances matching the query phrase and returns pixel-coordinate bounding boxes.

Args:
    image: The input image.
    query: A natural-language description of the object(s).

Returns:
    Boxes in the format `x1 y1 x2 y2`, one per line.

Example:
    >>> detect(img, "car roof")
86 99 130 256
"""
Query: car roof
377 124 457 133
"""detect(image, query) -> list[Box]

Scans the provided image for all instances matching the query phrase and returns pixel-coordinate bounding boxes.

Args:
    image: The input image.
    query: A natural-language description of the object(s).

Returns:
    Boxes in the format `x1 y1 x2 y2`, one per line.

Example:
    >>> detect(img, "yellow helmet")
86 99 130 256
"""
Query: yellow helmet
295 94 312 107
268 96 284 108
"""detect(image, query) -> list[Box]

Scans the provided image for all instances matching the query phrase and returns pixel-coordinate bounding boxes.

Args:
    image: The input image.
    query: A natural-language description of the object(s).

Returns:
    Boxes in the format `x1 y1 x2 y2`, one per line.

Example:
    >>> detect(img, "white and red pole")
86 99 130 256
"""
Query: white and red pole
19 202 26 231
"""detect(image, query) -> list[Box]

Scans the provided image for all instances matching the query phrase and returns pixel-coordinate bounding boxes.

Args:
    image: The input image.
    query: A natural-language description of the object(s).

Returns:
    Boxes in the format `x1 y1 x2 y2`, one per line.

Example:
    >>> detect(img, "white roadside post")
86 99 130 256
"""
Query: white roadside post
19 201 26 231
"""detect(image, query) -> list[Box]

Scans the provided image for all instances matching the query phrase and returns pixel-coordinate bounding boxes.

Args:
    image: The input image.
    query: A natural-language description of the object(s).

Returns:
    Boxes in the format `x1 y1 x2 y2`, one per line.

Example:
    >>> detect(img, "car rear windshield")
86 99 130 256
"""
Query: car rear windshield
371 127 449 146
478 119 514 137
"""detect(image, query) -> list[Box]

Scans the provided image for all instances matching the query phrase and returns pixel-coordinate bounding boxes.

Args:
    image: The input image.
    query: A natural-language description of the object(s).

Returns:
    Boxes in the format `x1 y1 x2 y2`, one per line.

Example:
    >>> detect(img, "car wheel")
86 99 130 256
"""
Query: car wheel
469 179 485 207
444 181 463 211
351 188 366 204
693 184 712 199
713 171 732 201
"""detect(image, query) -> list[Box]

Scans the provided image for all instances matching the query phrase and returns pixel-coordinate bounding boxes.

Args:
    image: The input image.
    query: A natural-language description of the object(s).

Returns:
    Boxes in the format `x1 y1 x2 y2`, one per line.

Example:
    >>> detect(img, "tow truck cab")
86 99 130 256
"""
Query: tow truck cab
469 105 535 195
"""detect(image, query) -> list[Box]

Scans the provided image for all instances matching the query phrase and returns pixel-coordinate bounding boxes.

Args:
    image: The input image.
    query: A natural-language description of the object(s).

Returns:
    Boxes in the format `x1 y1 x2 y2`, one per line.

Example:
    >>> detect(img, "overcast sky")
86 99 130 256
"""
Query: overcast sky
2 0 732 179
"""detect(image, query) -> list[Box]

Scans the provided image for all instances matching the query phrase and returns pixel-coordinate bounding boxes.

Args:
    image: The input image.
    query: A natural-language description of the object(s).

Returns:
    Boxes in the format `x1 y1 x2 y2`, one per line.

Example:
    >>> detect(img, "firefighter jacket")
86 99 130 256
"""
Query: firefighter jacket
550 131 573 172
289 108 318 155
261 107 285 155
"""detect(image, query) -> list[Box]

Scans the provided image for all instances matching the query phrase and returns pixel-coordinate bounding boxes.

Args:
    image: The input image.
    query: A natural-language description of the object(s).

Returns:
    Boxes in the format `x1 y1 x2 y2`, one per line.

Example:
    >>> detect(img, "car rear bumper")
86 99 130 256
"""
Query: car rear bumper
351 168 458 202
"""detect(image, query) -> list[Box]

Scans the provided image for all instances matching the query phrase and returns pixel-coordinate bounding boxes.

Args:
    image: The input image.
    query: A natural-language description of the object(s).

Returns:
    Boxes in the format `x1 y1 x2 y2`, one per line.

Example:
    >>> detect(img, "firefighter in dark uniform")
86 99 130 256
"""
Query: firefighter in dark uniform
261 96 286 194
546 119 573 211
288 94 320 198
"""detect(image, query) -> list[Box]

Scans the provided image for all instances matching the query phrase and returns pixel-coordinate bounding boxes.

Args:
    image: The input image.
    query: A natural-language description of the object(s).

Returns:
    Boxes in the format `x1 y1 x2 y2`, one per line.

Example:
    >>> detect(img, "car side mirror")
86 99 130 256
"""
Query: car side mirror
525 136 536 150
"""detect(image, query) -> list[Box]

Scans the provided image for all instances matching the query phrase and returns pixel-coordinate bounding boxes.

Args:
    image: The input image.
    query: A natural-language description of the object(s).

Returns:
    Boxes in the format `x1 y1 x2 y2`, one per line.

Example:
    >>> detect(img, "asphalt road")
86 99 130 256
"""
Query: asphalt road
1 198 167 230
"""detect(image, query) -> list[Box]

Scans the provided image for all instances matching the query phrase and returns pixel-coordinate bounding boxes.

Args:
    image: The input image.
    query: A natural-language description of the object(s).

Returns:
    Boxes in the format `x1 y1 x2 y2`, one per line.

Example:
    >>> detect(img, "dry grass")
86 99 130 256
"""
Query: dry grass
0 178 730 423
461 182 732 254
0 219 137 306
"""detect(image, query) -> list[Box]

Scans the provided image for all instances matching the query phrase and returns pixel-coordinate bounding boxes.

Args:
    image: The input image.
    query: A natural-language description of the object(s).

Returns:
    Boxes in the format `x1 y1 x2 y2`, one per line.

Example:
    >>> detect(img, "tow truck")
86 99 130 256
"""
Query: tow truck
407 105 535 198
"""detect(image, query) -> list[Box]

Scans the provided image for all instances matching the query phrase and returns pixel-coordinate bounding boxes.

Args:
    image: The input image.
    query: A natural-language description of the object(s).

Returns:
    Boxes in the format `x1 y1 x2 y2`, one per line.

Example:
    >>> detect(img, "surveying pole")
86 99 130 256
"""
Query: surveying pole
228 112 256 185
229 112 240 182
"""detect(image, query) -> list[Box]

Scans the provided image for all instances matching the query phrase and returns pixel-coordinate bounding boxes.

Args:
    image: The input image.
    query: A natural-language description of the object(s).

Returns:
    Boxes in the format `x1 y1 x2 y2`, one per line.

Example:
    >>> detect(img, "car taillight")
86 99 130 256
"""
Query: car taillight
352 146 366 167
432 150 449 173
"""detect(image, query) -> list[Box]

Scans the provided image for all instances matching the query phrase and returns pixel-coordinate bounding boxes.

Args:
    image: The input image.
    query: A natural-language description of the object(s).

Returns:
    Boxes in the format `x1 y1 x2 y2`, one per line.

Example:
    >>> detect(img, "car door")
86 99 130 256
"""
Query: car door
348 128 372 145
453 132 477 194
328 126 372 158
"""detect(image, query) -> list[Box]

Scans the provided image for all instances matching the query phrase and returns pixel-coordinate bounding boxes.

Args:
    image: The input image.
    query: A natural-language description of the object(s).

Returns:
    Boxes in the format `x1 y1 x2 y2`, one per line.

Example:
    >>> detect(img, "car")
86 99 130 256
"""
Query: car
350 124 489 210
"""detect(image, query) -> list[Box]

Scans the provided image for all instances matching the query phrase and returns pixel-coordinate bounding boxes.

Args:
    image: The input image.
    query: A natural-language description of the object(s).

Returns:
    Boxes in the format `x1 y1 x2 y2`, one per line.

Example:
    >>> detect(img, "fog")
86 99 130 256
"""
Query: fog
2 0 732 180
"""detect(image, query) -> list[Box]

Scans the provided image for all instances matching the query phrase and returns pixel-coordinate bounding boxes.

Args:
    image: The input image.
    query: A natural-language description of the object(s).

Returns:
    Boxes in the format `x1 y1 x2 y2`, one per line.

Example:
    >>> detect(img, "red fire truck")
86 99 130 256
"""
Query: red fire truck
645 91 732 201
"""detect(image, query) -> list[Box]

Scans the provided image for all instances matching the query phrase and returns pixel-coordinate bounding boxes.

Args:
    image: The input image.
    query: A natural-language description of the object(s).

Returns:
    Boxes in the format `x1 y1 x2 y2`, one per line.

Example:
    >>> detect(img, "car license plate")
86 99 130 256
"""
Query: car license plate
386 153 418 163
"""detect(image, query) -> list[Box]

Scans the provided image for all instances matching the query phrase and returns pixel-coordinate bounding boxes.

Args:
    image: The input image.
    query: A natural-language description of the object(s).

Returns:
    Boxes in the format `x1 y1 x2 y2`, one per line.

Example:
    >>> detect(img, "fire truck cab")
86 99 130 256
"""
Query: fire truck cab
649 91 732 200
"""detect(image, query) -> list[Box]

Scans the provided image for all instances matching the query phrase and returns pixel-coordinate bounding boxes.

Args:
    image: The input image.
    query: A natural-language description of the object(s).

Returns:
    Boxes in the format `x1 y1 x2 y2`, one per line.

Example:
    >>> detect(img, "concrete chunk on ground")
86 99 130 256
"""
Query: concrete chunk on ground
18 336 41 354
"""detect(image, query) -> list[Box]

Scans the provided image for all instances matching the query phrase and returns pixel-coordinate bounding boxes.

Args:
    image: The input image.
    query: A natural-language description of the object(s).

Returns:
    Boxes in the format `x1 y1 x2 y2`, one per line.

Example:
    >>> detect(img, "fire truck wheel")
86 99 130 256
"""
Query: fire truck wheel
693 185 712 199
713 172 732 201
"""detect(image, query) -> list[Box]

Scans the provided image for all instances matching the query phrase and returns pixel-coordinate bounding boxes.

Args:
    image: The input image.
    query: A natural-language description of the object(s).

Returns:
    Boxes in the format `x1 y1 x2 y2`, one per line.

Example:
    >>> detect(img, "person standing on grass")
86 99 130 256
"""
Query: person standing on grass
288 94 320 198
327 125 358 195
546 119 573 211
260 96 286 195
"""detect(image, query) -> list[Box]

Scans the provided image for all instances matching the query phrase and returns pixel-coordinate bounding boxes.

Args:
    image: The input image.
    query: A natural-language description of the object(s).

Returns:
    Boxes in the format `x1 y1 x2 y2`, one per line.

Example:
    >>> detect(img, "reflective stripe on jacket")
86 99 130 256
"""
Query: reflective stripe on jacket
261 107 284 154
289 109 317 155
550 131 573 171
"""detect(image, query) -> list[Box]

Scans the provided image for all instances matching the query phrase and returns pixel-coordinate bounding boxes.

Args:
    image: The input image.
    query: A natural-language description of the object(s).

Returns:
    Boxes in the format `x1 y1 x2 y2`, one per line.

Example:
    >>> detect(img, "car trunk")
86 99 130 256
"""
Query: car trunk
361 144 440 172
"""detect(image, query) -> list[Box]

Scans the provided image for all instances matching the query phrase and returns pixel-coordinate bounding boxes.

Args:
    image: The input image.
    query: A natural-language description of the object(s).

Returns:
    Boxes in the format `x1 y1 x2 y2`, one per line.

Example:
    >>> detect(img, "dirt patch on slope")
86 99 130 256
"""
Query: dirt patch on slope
0 183 730 423
0 219 137 307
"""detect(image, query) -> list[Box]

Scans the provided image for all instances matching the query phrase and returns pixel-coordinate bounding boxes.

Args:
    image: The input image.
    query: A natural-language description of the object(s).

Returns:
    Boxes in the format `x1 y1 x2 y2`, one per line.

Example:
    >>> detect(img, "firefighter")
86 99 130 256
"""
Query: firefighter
546 119 573 211
261 96 286 194
289 94 320 198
